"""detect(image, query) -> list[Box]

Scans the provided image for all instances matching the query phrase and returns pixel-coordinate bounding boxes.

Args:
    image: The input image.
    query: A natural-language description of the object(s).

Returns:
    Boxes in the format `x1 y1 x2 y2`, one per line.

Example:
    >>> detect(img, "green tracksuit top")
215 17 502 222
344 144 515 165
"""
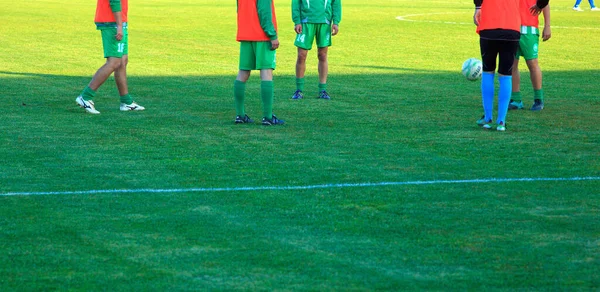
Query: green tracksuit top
292 0 342 25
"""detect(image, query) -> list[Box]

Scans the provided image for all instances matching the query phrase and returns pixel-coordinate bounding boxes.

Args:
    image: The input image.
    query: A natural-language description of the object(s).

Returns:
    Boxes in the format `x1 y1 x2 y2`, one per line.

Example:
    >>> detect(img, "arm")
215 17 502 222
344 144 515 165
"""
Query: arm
332 0 341 35
541 5 551 41
256 0 279 49
292 0 302 34
473 0 482 26
530 0 549 15
109 0 123 41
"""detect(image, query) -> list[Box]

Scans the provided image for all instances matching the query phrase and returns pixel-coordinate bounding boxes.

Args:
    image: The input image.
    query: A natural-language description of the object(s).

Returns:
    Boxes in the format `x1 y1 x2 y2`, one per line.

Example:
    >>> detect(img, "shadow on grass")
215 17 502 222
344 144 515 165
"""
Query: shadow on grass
0 69 599 193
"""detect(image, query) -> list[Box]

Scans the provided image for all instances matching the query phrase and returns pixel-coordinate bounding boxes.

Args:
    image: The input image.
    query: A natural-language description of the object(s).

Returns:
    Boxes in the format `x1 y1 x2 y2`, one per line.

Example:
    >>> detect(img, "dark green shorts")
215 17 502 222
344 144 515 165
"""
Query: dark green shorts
294 23 332 50
238 41 276 70
100 27 128 58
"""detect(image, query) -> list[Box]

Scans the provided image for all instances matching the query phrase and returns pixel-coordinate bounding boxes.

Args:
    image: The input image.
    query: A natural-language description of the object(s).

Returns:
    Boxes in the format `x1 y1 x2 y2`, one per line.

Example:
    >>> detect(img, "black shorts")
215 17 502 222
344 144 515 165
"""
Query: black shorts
479 29 520 76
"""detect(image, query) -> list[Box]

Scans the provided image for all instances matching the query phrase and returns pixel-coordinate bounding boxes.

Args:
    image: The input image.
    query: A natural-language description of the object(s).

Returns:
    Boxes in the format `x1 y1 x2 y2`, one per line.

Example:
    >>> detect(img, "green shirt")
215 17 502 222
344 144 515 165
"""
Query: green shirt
292 0 342 25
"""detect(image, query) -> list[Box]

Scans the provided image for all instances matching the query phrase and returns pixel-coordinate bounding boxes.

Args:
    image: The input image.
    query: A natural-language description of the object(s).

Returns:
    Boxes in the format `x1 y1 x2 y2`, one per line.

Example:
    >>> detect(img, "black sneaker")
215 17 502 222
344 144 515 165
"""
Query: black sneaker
235 114 254 124
318 90 331 100
262 115 285 126
530 99 544 111
291 90 304 99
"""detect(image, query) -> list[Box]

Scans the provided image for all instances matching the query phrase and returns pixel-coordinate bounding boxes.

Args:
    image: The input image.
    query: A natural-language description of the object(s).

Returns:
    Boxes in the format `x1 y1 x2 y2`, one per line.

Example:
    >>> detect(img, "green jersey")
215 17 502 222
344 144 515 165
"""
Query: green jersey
292 0 341 25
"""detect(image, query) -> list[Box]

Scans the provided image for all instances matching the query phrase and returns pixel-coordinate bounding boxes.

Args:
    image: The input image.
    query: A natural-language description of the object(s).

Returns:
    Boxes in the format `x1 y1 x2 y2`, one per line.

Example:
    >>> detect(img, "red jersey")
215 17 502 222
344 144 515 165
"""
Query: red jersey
477 0 520 33
237 0 278 42
520 0 539 27
95 0 128 23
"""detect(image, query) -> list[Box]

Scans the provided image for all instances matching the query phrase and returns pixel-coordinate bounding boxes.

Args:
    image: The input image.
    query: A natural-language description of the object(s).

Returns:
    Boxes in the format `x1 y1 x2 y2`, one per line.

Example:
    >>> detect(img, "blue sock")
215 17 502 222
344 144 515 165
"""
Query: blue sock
481 72 495 122
498 75 512 125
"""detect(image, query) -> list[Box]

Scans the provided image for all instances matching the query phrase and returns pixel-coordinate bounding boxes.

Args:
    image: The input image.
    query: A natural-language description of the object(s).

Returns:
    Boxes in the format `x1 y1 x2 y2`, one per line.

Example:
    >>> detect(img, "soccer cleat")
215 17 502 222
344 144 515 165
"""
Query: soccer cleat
262 114 285 126
497 121 506 131
508 99 524 110
235 114 254 124
530 99 544 111
476 115 493 128
291 90 304 99
573 6 584 11
318 90 331 100
76 95 100 114
591 7 599 10
120 102 145 111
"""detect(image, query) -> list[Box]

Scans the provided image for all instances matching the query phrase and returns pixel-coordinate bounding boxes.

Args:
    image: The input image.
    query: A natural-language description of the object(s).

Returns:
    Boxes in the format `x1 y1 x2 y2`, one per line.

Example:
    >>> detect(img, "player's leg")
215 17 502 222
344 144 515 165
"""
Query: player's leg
509 37 525 110
293 48 308 99
588 0 597 9
573 0 584 10
509 58 524 109
293 23 315 99
496 40 520 130
317 47 330 99
316 24 333 99
526 58 544 111
77 28 124 114
234 42 254 123
256 42 283 125
520 32 544 110
479 38 497 127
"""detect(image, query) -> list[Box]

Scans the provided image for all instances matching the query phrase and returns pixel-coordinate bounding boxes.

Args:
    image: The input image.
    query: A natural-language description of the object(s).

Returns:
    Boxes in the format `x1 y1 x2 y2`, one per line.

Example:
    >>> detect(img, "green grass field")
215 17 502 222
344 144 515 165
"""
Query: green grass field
1 0 599 289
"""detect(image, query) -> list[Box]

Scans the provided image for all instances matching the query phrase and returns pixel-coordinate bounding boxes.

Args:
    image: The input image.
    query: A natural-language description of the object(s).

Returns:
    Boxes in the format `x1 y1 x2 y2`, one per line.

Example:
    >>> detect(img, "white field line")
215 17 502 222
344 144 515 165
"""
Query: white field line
1 177 599 197
396 13 600 30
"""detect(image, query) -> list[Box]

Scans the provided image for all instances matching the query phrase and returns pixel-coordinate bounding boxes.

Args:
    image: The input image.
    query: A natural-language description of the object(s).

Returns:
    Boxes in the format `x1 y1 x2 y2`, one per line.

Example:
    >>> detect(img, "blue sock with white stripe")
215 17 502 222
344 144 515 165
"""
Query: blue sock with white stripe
481 72 495 122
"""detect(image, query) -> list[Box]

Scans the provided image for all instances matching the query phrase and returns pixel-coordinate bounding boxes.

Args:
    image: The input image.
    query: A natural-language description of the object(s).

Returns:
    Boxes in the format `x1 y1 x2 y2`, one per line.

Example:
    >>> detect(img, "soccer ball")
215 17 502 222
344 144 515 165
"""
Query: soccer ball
461 58 483 81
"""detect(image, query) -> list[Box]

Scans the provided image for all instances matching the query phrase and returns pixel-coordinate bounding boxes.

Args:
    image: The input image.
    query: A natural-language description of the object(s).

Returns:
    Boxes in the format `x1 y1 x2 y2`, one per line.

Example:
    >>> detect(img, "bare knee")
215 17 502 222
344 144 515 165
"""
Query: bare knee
317 48 328 62
297 49 308 63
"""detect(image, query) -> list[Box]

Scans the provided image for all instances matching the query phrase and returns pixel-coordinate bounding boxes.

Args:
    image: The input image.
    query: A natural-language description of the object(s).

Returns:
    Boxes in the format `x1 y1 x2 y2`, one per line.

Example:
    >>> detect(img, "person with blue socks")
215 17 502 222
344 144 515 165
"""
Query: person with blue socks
473 0 549 131
573 0 599 11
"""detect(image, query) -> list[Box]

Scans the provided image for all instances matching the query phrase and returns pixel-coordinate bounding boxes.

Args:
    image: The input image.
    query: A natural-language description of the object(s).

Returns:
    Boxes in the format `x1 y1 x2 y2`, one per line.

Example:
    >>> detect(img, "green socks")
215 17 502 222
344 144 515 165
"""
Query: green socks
296 78 305 92
534 89 543 101
261 81 274 119
120 93 133 105
81 86 134 104
81 86 96 101
234 80 246 116
511 91 522 102
318 83 327 93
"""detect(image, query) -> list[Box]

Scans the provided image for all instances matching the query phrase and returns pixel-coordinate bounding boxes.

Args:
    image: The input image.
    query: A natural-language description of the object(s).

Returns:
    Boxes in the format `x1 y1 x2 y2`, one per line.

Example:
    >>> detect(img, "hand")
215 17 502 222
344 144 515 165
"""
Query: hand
332 24 339 36
270 39 279 50
294 24 302 34
530 4 543 16
542 26 551 41
115 26 123 41
473 9 481 26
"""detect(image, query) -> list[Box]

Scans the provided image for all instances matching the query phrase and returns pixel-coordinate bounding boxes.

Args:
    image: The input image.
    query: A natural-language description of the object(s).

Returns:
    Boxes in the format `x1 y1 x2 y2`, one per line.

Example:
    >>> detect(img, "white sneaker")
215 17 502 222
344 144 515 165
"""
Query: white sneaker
120 101 145 111
76 95 100 114
573 6 584 11
591 7 599 11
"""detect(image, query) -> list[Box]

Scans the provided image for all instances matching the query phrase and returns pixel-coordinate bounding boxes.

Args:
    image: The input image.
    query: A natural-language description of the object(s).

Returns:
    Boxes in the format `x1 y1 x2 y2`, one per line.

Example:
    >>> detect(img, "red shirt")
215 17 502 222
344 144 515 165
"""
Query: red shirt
95 0 128 23
520 0 539 27
237 0 277 41
477 0 520 33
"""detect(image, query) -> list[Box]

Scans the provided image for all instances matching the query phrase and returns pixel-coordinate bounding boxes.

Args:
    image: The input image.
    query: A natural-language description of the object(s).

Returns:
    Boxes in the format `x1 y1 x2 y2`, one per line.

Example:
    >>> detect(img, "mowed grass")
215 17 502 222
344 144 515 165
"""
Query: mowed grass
1 0 599 290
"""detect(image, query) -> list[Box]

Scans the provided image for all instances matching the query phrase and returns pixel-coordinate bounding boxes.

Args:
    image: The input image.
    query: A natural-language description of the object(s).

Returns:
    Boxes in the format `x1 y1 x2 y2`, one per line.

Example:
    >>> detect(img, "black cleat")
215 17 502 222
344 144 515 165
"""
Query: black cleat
235 114 254 124
262 115 285 126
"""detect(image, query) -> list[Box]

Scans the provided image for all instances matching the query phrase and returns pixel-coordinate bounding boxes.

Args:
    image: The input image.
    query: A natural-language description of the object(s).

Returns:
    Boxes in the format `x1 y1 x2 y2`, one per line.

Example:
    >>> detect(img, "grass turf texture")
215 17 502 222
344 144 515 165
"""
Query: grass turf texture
1 0 599 289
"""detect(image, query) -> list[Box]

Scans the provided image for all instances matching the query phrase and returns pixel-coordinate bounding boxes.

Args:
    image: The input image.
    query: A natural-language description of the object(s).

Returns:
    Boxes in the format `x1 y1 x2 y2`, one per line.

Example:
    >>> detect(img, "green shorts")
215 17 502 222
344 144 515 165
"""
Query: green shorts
100 27 128 58
238 41 276 70
294 23 332 50
516 26 539 60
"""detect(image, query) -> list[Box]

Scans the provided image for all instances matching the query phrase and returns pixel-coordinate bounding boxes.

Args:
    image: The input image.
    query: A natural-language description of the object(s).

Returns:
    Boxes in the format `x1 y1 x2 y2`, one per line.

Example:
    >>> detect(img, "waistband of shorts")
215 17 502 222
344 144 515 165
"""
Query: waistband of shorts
520 26 538 35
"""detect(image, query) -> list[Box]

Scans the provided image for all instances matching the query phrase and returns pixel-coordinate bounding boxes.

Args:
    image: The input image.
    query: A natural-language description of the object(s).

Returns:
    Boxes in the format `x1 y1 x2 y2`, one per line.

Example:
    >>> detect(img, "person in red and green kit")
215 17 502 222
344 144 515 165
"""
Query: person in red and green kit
76 0 144 114
233 0 284 125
